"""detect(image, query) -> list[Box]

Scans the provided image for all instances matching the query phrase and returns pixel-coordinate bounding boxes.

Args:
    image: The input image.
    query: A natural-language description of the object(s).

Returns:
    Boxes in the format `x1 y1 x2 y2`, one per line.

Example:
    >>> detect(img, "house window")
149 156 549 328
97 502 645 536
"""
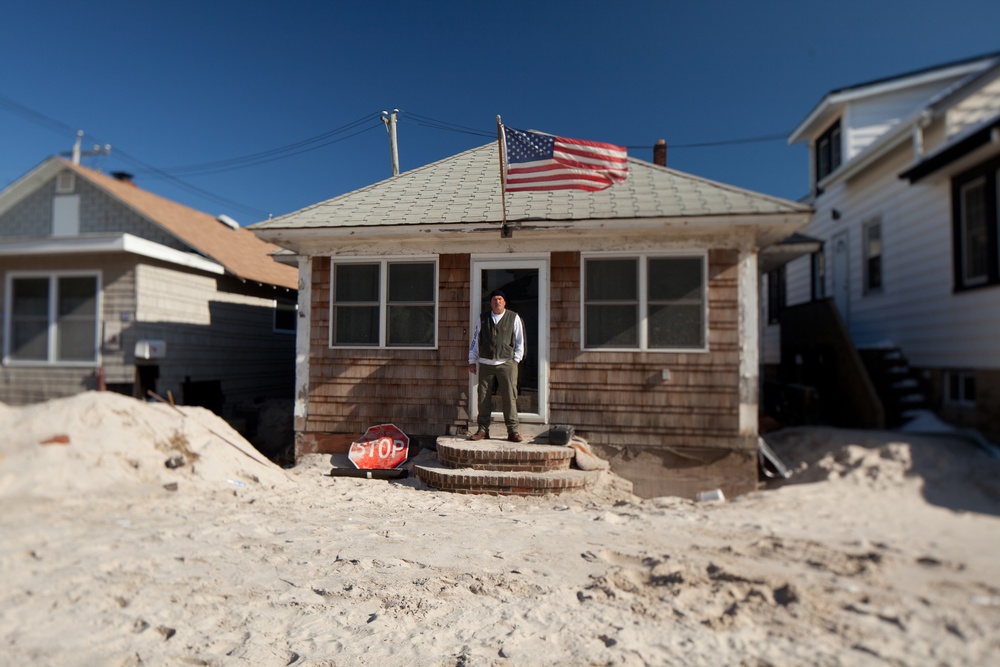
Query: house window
811 249 826 300
952 156 999 290
815 120 842 184
945 371 976 406
330 259 436 348
863 218 883 293
4 272 100 365
56 171 76 194
583 253 706 351
767 266 786 324
274 299 297 334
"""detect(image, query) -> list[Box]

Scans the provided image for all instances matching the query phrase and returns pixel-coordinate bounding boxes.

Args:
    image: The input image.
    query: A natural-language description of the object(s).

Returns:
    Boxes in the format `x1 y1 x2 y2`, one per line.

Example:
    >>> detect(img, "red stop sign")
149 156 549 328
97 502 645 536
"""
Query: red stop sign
348 424 410 469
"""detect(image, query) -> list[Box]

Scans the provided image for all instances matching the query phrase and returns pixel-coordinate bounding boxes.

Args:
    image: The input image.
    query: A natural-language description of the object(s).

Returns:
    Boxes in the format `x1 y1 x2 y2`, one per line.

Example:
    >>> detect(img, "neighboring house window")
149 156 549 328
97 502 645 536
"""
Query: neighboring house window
811 249 826 300
4 272 100 365
582 253 706 351
815 120 842 184
952 156 999 290
274 299 297 333
766 266 786 324
945 371 976 407
863 218 883 293
330 259 436 348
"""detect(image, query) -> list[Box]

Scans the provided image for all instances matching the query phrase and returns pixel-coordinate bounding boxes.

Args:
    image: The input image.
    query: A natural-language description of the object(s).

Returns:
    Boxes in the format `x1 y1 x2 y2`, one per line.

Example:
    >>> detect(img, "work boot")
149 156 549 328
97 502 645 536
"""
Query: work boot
470 429 489 441
508 432 524 443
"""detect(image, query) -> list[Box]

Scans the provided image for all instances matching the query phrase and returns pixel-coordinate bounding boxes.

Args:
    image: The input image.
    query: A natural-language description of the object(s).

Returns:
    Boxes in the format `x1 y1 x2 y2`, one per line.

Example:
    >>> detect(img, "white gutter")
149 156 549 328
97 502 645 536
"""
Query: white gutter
0 233 225 275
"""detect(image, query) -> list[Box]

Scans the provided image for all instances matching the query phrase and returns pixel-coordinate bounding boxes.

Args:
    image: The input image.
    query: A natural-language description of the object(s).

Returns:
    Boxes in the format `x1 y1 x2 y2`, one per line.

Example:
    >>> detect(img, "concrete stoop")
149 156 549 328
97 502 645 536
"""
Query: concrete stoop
414 435 601 496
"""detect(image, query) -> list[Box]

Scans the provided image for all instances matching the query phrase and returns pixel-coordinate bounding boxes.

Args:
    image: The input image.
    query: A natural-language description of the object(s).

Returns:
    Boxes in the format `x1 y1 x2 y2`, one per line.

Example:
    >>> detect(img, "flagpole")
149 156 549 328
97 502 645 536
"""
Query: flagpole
496 115 511 238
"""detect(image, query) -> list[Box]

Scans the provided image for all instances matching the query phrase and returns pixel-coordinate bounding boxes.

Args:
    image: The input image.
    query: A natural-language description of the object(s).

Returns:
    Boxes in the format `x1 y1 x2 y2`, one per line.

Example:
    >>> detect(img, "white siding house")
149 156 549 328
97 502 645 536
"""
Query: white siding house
779 52 1000 439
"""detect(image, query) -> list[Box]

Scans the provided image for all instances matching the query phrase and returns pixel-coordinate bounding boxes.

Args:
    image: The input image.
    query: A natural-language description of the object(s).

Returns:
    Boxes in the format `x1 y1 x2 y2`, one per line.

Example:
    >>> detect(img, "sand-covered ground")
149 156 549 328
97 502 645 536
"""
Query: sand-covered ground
2 391 999 666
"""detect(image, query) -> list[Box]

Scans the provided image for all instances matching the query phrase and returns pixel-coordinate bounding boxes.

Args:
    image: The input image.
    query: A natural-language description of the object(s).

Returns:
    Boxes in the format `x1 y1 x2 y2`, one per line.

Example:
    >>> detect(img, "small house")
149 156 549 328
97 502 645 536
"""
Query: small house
0 157 298 444
251 140 811 498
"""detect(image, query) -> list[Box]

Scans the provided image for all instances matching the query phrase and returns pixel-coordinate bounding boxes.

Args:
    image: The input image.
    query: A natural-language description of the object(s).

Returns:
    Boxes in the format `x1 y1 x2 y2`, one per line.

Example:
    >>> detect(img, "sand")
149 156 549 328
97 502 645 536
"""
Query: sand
2 391 999 666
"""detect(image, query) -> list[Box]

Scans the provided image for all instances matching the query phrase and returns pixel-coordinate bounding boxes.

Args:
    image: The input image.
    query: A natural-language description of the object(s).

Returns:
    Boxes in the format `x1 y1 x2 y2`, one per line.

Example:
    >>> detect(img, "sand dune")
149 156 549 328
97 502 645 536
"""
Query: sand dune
2 392 999 666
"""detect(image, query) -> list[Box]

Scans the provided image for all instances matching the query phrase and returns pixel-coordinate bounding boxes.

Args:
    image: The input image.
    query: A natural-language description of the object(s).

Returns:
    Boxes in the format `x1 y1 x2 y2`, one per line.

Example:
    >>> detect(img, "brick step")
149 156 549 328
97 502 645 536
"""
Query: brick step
435 436 575 472
413 459 599 496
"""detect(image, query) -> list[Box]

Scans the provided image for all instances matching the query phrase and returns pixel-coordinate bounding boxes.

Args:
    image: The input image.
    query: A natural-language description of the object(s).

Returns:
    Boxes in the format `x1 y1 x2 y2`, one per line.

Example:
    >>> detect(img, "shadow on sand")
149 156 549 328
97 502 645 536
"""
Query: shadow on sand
761 426 1000 518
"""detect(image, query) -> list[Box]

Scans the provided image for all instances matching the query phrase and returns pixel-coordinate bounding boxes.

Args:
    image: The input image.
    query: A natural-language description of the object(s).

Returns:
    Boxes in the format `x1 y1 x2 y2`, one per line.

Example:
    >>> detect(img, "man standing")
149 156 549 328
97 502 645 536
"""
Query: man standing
468 289 525 442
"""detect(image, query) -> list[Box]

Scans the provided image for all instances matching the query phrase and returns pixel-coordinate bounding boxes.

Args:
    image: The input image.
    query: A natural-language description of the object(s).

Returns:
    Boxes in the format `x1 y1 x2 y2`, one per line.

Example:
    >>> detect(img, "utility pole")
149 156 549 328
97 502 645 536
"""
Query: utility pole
381 109 399 177
68 130 111 165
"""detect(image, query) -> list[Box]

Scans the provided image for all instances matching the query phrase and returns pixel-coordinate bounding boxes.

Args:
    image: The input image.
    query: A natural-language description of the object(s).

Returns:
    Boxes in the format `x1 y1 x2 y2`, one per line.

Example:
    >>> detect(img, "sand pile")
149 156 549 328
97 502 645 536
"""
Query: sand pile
0 391 293 498
2 393 999 666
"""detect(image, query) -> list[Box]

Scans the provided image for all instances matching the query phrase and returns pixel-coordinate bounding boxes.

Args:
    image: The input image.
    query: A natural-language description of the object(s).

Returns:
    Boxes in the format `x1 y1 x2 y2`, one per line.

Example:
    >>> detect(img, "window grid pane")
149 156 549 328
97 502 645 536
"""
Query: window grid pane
648 257 705 349
56 276 98 362
334 305 379 345
584 258 638 348
961 178 988 284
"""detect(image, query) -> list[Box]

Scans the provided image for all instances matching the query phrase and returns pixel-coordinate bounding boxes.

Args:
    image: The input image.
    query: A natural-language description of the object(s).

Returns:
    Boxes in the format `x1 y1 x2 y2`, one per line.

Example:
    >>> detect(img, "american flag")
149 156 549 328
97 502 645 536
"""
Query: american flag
502 126 628 192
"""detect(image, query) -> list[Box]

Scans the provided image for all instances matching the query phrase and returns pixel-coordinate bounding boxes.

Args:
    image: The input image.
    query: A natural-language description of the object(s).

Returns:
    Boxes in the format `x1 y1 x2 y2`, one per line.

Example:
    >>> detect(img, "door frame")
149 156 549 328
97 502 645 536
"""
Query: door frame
469 254 549 424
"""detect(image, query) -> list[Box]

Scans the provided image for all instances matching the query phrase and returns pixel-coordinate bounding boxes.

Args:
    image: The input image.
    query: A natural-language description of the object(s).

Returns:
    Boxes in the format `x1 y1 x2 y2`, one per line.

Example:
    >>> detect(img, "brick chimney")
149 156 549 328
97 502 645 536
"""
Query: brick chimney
653 140 667 167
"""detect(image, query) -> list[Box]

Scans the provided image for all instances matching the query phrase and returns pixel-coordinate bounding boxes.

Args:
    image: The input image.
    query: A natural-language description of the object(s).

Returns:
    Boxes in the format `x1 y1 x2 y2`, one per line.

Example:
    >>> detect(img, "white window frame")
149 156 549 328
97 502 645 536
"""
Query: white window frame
580 250 708 353
328 257 438 349
862 217 883 294
3 270 102 367
55 171 76 194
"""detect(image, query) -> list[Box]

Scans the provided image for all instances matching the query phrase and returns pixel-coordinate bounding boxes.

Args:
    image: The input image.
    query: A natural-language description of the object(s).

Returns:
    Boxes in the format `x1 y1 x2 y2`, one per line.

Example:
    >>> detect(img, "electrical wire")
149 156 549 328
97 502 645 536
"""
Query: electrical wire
398 109 787 150
146 113 384 177
0 93 79 138
628 133 787 150
2 91 791 218
397 111 495 138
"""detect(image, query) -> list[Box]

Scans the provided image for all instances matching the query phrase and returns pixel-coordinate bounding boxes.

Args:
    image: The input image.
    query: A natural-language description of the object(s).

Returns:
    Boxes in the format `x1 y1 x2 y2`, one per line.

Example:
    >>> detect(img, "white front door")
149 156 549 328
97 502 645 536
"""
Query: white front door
470 257 549 424
832 232 850 325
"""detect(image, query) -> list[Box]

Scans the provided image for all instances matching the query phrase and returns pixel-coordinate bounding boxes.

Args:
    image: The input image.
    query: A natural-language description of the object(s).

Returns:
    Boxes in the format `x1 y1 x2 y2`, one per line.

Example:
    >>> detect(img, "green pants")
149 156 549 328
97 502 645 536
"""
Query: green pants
477 360 519 434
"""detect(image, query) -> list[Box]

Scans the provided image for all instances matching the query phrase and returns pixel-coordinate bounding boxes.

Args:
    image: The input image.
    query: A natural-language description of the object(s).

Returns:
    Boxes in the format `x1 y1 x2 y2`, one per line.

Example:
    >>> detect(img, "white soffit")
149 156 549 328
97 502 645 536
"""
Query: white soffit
0 233 225 275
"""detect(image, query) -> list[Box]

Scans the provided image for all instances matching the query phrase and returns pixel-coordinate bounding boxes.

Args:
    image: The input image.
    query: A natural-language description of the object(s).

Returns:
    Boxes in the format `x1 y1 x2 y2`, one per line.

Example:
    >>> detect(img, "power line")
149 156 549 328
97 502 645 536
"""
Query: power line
145 113 384 177
627 133 788 150
397 111 495 138
0 93 79 137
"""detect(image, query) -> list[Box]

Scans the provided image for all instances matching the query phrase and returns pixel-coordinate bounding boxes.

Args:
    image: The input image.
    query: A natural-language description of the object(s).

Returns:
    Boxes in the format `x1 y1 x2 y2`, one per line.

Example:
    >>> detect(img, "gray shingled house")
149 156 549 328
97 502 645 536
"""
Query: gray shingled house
251 141 811 498
0 157 298 451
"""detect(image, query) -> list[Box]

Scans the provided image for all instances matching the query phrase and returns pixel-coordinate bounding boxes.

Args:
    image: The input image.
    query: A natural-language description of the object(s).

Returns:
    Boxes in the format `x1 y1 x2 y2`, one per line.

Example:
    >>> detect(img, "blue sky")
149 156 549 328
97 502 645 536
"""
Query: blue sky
2 0 998 224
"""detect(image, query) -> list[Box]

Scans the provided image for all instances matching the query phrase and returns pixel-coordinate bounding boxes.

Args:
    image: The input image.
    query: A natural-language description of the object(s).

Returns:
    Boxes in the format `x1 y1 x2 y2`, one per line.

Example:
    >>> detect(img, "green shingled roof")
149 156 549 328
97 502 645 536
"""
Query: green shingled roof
253 143 808 231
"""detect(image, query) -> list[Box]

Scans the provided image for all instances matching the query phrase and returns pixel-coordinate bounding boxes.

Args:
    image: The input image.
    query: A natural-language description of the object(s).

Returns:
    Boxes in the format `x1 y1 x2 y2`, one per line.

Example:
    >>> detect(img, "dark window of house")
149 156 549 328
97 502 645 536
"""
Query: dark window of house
583 254 706 350
648 257 704 349
946 371 976 406
332 263 379 346
584 258 638 348
767 266 786 324
6 273 99 364
274 299 297 333
330 259 436 348
952 156 1000 290
815 120 842 184
811 249 826 300
387 262 435 347
863 219 883 293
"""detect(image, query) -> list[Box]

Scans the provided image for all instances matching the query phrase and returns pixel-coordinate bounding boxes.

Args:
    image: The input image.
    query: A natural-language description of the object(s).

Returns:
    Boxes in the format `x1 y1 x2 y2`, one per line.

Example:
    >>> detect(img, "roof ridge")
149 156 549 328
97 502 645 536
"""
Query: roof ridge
828 50 1000 96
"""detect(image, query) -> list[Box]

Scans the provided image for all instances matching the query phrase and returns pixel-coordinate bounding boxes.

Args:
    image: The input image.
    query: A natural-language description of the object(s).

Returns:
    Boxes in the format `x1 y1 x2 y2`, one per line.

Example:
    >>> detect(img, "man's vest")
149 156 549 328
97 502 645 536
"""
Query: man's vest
478 310 518 360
